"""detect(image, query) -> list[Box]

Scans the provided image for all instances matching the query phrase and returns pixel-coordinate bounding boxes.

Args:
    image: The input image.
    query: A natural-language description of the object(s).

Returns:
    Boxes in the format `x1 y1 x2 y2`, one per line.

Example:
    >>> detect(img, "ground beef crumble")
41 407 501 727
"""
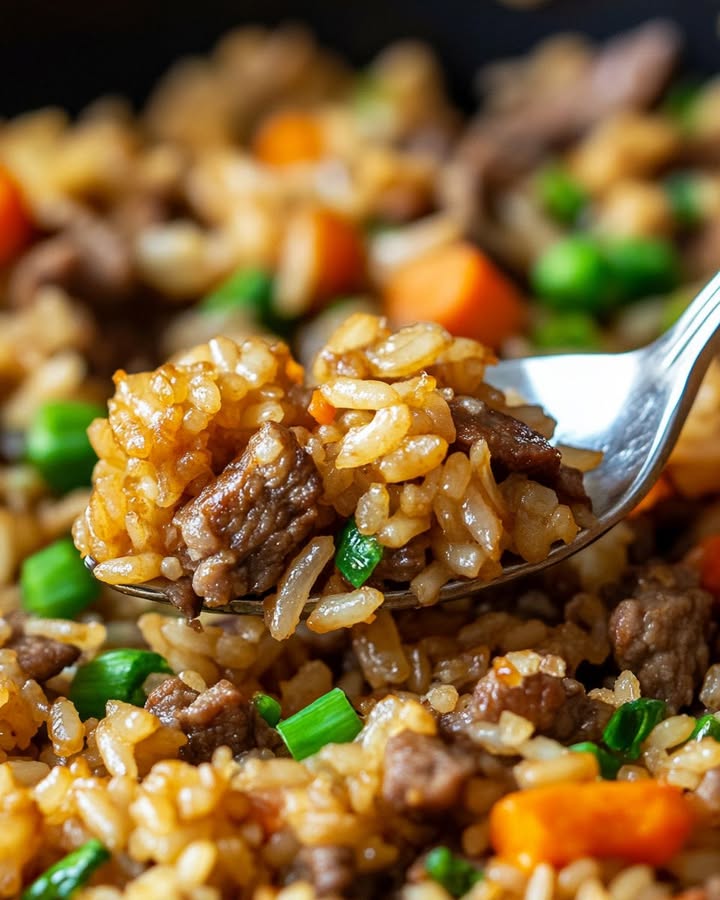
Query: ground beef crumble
608 562 713 712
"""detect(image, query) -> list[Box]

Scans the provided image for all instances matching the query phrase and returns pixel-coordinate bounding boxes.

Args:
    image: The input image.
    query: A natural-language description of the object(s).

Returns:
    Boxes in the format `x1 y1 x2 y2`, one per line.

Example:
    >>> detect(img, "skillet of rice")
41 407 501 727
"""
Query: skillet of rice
0 20 718 900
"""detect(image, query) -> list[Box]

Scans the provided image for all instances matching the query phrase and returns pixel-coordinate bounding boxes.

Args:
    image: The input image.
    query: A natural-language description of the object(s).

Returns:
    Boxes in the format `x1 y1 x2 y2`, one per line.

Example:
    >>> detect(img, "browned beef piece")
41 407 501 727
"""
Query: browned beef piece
449 396 590 508
174 422 322 607
471 667 566 732
145 676 254 763
9 214 134 308
450 396 561 483
548 678 614 744
372 535 429 584
7 634 80 683
457 21 681 184
608 563 713 712
381 730 473 813
696 767 720 820
290 846 356 897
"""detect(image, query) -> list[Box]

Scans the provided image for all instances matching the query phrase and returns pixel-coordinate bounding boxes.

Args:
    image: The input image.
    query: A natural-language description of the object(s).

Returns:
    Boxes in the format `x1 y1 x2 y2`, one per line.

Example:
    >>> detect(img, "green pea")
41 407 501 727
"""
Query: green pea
604 237 681 303
535 165 588 225
531 236 611 314
532 311 601 351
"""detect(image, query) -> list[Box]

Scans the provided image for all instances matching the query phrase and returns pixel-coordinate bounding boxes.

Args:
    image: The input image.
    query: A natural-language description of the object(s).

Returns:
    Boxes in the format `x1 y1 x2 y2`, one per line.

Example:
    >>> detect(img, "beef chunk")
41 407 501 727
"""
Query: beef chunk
290 846 356 897
381 730 473 813
449 396 590 508
145 676 254 763
372 535 429 584
450 396 561 483
9 214 134 308
175 422 322 607
548 677 614 744
7 634 80 683
608 563 713 712
471 667 567 732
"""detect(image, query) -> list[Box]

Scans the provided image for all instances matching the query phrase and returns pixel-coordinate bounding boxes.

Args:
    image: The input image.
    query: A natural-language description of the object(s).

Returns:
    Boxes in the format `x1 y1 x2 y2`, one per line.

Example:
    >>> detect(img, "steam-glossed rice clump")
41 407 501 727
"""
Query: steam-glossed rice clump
74 313 592 634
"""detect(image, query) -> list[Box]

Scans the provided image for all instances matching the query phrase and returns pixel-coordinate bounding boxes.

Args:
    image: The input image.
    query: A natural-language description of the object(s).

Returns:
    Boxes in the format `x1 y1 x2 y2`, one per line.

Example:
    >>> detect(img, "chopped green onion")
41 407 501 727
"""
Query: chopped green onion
531 236 612 314
603 237 680 304
664 173 702 229
20 537 100 619
199 267 291 335
335 518 383 588
602 698 666 760
276 687 362 761
26 400 105 495
70 649 173 720
253 692 282 728
531 311 601 351
424 846 483 898
689 714 720 742
21 838 109 900
569 741 622 780
535 165 588 226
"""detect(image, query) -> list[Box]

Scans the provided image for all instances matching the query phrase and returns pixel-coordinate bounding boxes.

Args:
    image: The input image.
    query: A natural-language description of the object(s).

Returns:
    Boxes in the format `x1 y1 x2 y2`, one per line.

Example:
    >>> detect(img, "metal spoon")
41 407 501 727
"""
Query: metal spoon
97 271 720 615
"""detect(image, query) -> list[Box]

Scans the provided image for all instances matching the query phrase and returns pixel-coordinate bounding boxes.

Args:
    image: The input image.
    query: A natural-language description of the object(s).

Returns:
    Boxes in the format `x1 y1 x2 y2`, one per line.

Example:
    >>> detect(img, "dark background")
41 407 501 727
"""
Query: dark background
3 0 720 116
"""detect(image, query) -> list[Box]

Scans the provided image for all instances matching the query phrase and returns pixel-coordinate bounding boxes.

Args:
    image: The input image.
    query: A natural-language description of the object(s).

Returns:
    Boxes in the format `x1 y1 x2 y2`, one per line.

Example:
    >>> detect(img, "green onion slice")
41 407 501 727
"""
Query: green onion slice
21 839 109 900
200 267 292 335
26 400 105 495
602 698 666 760
690 714 720 742
424 846 483 898
531 311 601 351
335 518 383 588
253 692 282 728
276 687 362 761
70 649 173 720
21 537 100 619
569 741 622 780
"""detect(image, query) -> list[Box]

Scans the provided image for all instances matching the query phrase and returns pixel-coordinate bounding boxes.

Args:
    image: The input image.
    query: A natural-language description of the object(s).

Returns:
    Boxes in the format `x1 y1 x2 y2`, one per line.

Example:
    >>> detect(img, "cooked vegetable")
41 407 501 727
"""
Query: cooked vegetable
697 534 720 598
199 267 290 332
20 537 100 619
253 692 282 728
535 164 588 225
0 165 32 267
308 389 337 426
665 173 702 228
602 698 666 759
21 839 110 900
490 781 694 869
335 518 384 588
252 109 326 166
531 311 601 350
26 400 105 495
569 742 622 780
424 846 483 897
276 687 362 760
604 236 681 303
628 473 673 517
70 649 173 720
385 241 527 347
532 236 611 314
690 714 720 742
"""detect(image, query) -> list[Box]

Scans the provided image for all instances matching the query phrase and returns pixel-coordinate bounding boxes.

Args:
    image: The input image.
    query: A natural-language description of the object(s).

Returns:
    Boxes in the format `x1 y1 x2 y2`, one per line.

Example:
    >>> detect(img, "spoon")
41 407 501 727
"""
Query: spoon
96 271 720 615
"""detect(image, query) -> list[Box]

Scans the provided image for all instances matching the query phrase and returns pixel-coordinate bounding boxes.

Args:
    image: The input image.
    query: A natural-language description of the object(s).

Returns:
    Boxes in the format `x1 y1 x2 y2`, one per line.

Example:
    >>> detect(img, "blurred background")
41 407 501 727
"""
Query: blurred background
4 0 720 115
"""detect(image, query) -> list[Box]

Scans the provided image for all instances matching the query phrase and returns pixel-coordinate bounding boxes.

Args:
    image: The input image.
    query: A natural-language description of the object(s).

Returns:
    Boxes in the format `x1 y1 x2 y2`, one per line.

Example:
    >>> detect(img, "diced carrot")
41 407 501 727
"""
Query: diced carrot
697 534 720 598
0 165 32 266
276 207 366 316
309 389 336 426
253 110 326 167
629 472 674 517
384 241 527 349
490 781 694 871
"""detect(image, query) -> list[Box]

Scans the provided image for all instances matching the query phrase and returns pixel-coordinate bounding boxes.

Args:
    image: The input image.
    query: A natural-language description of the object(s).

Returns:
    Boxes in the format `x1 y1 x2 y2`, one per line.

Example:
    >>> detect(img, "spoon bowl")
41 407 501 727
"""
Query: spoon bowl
94 271 720 615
